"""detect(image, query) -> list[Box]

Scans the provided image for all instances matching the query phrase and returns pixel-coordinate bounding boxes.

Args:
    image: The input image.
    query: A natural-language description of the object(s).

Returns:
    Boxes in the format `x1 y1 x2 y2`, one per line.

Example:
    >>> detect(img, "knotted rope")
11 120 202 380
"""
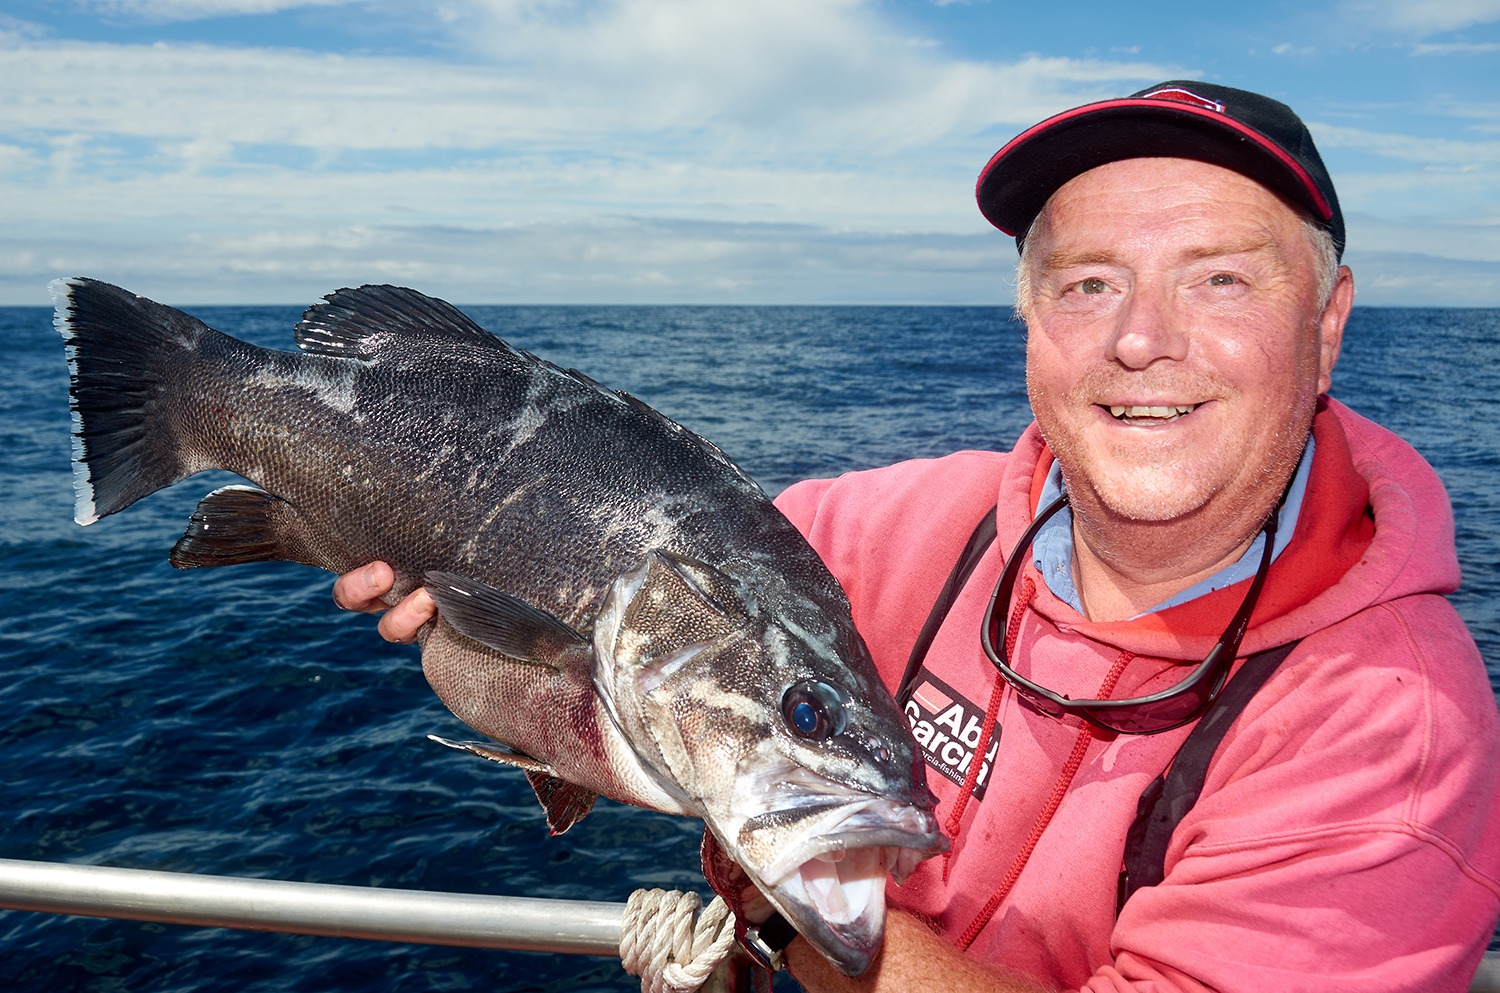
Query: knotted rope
619 888 737 993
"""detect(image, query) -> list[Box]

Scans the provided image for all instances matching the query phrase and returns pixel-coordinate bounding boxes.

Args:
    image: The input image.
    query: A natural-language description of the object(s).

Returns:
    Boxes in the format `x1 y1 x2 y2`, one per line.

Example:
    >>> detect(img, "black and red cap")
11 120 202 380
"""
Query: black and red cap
976 80 1344 259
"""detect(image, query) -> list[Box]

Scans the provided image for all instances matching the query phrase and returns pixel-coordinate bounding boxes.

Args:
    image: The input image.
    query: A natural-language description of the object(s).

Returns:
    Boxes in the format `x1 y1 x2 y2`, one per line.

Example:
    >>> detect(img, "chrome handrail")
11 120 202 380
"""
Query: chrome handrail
1 858 1497 990
0 857 621 955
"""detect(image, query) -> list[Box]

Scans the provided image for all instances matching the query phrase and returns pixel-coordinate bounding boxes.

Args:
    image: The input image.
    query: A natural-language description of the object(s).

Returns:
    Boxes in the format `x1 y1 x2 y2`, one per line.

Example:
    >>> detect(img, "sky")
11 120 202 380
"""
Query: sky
1 0 1498 306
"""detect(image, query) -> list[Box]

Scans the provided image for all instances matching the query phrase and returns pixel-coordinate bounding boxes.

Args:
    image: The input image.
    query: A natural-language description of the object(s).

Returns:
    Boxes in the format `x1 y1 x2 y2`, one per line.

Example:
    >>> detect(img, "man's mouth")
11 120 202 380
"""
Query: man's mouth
1106 403 1198 425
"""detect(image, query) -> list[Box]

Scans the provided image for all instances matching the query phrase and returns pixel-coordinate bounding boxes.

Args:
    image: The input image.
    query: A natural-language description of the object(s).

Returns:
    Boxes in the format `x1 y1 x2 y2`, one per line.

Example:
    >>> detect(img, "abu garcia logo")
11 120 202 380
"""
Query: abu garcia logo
903 671 998 800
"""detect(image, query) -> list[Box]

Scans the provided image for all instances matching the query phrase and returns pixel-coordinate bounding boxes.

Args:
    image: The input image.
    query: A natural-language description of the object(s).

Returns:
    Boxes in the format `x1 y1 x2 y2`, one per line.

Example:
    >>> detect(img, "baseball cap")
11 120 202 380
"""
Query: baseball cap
976 80 1344 259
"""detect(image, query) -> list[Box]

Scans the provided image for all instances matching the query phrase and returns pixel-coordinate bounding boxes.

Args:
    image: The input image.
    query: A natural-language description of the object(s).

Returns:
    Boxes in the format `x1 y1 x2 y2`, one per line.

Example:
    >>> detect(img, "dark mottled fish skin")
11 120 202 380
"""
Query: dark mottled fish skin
53 277 946 977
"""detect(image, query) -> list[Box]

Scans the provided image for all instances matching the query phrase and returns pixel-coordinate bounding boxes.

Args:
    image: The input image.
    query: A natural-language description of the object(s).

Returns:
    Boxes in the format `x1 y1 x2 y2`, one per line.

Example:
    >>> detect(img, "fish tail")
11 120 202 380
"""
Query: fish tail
51 276 216 525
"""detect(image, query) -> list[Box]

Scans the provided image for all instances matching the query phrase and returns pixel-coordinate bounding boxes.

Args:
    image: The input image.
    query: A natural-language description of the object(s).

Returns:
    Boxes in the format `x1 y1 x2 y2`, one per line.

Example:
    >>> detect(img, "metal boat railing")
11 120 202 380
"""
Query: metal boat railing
2 858 1497 991
0 857 620 955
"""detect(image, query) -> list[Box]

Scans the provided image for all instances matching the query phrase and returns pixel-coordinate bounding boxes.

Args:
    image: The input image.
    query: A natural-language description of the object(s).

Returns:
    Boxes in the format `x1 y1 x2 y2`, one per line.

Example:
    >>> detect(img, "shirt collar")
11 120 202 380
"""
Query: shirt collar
1032 437 1315 619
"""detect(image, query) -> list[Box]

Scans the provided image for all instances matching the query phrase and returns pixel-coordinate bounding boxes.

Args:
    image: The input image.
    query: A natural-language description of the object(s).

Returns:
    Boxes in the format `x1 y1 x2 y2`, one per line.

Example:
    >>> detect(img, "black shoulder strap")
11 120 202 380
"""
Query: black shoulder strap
1116 638 1303 915
896 504 999 707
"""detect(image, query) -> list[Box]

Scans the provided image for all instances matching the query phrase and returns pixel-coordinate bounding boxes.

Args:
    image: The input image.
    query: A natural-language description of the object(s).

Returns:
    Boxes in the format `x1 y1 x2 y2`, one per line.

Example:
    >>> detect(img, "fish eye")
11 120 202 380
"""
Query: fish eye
782 680 848 741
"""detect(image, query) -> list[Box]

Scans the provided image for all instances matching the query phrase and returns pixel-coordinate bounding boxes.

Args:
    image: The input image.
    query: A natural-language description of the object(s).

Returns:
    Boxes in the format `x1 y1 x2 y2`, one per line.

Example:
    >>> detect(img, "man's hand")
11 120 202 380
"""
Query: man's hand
331 562 436 643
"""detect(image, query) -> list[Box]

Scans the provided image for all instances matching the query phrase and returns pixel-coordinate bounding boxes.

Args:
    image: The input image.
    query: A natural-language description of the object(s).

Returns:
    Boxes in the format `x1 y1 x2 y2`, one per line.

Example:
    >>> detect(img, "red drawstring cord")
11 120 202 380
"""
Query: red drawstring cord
949 620 1136 949
942 575 1036 879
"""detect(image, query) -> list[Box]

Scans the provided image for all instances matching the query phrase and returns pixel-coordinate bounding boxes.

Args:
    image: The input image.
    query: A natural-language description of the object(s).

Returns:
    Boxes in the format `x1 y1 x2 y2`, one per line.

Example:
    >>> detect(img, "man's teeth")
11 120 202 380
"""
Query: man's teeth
1109 404 1197 419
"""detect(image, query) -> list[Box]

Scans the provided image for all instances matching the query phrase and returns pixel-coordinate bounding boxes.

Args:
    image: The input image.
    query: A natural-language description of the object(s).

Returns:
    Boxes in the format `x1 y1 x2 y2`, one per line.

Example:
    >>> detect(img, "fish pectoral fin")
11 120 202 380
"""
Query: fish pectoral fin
169 485 325 571
523 770 598 836
425 571 589 666
426 734 557 776
293 285 502 359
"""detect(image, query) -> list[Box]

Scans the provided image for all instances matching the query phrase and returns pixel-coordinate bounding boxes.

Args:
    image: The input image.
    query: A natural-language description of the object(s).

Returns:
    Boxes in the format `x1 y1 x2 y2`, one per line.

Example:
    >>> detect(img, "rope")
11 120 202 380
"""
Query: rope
619 888 738 993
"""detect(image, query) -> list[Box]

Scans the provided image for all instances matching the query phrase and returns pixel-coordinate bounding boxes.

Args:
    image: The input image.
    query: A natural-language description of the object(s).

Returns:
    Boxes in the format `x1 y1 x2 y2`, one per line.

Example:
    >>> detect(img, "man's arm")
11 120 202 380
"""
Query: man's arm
787 911 1046 993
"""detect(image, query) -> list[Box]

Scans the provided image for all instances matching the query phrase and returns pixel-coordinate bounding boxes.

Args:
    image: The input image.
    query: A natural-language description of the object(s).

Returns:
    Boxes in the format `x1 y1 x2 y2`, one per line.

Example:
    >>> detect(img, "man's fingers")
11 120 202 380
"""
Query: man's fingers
333 562 435 643
377 587 436 644
333 562 396 613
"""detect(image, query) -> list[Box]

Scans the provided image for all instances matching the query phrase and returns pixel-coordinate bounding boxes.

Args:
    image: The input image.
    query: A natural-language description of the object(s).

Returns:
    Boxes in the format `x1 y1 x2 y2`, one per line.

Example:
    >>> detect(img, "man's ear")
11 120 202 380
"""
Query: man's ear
1317 265 1355 394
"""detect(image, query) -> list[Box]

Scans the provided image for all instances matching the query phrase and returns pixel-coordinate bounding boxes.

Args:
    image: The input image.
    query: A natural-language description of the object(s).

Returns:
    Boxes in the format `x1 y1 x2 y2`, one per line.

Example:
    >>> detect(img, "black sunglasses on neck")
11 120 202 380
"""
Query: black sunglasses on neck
980 490 1280 735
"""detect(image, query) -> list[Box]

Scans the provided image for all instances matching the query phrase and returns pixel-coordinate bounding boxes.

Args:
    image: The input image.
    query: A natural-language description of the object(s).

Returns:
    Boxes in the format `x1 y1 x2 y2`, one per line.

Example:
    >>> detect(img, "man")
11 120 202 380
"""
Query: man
335 82 1500 991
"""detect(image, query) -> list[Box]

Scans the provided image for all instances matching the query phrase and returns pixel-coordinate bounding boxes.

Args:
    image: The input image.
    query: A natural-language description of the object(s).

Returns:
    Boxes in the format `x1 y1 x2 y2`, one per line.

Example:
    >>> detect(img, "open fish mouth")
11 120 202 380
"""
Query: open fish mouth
738 798 946 976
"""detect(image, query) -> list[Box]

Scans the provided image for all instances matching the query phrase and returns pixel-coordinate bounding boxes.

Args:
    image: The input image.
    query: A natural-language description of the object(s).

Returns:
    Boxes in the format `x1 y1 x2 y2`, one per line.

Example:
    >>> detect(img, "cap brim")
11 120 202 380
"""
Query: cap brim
976 99 1336 245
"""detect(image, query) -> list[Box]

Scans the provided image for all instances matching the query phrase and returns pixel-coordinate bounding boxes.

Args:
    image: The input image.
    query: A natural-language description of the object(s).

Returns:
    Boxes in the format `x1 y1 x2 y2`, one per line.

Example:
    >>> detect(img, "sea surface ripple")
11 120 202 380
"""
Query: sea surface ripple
2 303 1496 990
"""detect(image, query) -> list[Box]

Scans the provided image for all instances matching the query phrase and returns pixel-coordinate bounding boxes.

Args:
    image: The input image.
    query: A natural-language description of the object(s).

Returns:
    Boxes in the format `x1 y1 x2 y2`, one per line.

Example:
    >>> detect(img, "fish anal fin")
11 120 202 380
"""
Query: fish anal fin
426 734 556 775
169 485 327 570
524 770 598 836
424 571 588 667
294 285 503 359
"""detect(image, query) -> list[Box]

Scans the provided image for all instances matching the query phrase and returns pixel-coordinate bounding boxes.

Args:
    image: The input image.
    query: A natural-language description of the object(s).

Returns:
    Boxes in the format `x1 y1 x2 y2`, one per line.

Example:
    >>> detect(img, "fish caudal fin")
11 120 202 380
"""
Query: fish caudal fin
170 485 328 571
51 277 214 525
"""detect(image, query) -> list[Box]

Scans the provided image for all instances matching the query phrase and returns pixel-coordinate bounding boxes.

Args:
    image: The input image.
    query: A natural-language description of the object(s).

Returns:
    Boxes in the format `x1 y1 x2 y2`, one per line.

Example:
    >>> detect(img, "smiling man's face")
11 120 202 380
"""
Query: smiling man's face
1023 157 1346 537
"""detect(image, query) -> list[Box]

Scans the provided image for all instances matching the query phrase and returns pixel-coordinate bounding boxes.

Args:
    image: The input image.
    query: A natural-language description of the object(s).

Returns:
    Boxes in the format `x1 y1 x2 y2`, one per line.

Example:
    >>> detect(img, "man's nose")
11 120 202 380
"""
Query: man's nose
1104 280 1188 369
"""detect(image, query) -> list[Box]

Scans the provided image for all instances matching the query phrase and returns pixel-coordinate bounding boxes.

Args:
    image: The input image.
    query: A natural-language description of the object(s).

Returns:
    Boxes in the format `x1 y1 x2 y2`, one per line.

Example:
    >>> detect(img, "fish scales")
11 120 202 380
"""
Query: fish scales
53 277 946 977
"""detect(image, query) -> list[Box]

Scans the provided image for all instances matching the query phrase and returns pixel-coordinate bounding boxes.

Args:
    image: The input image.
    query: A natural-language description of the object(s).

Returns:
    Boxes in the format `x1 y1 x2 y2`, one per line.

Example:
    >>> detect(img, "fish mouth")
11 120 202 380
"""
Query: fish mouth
737 798 946 976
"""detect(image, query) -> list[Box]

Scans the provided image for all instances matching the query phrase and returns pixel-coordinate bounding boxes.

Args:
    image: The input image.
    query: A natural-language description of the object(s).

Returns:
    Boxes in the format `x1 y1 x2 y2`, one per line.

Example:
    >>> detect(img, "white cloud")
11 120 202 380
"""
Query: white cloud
0 0 1183 259
0 215 1018 305
1312 122 1500 166
72 0 361 22
0 3 1177 161
1343 0 1500 35
1343 206 1500 262
7 0 1494 305
1411 41 1500 55
1340 250 1500 305
1439 100 1500 134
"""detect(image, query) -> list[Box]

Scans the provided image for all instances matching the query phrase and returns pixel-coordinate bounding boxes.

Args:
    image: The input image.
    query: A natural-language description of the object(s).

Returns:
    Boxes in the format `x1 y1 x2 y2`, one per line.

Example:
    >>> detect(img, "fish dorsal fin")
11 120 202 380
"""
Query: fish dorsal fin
523 770 598 835
427 734 556 775
294 284 503 358
424 571 588 666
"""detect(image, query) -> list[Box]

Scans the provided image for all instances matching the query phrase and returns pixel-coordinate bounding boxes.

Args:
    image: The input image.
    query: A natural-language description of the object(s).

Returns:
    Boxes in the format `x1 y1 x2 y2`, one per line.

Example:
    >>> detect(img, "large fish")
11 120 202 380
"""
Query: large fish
52 277 946 976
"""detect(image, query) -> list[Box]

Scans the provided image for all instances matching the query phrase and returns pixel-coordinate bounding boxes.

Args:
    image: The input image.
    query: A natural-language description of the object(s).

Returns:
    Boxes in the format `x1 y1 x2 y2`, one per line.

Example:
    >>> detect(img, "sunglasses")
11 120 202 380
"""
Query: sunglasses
980 490 1279 735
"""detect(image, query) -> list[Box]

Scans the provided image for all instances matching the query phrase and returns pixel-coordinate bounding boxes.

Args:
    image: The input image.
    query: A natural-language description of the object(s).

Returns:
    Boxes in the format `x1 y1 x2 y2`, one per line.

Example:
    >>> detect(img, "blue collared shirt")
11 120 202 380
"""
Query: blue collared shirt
1031 438 1313 619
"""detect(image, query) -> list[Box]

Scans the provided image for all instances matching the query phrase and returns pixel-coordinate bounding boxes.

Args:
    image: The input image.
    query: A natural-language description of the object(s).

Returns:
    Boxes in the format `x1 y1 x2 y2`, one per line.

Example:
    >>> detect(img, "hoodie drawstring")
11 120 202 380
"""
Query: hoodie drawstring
945 581 1135 950
942 574 1036 878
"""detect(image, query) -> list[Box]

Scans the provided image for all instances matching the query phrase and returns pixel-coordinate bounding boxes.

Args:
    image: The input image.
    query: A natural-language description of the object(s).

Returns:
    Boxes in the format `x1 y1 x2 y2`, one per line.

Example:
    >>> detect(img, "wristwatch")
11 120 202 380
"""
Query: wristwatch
741 912 797 972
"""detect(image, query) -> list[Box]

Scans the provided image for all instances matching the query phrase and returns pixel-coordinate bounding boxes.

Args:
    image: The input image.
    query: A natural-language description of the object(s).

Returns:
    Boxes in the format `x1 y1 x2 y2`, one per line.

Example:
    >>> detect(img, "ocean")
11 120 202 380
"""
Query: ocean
2 302 1497 991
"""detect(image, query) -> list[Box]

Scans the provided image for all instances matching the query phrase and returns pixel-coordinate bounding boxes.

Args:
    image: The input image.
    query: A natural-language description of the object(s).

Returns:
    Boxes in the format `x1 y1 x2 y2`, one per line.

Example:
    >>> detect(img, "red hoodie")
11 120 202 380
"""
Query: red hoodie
775 398 1500 992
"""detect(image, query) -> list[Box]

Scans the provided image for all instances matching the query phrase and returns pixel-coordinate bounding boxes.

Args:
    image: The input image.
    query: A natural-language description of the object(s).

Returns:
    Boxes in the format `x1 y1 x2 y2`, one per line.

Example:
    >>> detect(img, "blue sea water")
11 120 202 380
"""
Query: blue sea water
1 302 1497 991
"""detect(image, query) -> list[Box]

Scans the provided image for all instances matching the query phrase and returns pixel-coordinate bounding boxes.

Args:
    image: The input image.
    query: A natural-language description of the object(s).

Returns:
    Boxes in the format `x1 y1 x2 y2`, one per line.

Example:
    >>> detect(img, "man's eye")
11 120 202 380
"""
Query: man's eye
1077 277 1108 294
1207 273 1238 286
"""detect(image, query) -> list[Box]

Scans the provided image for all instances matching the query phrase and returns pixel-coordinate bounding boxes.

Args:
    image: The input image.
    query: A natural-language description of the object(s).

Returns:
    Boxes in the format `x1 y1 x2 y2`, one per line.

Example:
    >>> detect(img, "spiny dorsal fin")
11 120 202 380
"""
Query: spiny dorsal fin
427 734 556 775
524 770 598 836
294 284 503 358
424 571 588 665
